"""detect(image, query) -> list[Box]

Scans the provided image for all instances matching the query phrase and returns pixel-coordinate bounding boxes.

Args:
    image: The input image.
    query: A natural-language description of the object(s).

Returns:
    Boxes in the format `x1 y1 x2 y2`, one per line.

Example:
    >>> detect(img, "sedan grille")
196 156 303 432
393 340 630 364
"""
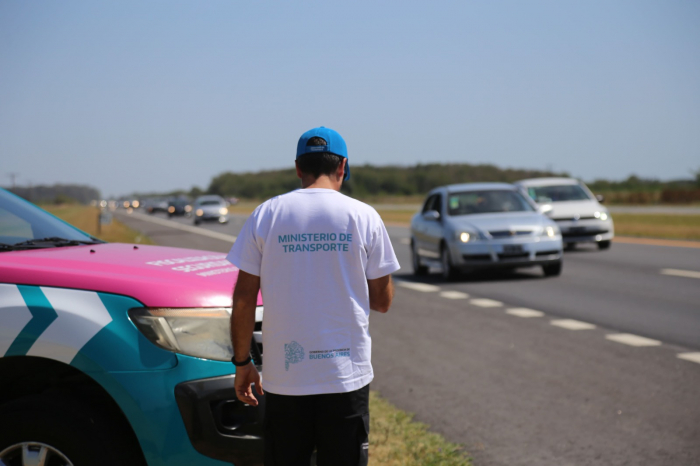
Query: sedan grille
489 230 532 238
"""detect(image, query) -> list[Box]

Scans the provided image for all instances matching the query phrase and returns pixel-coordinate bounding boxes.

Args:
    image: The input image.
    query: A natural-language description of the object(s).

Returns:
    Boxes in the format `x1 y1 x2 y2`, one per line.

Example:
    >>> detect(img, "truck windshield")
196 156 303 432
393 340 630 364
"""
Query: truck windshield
0 189 99 250
447 190 534 216
526 184 592 203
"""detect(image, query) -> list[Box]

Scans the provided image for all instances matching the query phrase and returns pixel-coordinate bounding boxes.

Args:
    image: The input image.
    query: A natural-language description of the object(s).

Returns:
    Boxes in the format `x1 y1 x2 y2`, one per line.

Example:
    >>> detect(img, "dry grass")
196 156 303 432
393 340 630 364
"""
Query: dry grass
369 391 471 466
42 205 154 244
611 214 700 241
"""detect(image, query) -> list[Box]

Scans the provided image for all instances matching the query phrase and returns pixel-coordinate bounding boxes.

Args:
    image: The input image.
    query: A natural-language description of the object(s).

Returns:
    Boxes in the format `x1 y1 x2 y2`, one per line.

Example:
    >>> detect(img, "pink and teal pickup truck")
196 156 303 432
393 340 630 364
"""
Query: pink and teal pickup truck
0 188 264 466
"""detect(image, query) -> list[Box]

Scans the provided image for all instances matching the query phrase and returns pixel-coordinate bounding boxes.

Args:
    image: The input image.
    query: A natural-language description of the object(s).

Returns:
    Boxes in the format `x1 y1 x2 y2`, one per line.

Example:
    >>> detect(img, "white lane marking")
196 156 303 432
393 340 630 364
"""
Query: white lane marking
27 288 113 364
396 281 441 292
399 238 411 245
506 308 544 318
550 319 596 330
605 333 661 347
120 211 237 243
677 353 700 364
439 291 469 299
660 268 700 279
0 284 34 356
470 298 503 308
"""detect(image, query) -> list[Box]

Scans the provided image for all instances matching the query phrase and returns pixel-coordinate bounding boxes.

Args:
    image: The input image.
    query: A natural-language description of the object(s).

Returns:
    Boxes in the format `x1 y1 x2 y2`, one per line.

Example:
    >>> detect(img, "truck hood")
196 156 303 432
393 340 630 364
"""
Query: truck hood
0 243 261 308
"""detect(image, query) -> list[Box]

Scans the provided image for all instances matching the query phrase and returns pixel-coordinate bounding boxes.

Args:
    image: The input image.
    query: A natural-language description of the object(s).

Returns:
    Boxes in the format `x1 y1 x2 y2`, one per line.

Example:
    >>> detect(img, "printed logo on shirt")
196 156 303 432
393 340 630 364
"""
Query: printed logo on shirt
284 341 305 371
278 232 353 253
309 348 351 360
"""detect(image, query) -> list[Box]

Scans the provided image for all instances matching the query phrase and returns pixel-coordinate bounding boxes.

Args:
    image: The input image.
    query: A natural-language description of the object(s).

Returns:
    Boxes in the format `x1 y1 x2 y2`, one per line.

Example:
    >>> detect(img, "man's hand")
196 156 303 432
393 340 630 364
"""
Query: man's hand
234 362 264 406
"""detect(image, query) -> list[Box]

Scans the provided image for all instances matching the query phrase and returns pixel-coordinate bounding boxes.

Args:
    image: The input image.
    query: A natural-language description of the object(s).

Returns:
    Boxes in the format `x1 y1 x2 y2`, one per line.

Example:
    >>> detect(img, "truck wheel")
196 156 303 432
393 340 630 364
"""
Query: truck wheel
411 241 428 276
542 261 562 277
597 240 611 250
0 395 144 466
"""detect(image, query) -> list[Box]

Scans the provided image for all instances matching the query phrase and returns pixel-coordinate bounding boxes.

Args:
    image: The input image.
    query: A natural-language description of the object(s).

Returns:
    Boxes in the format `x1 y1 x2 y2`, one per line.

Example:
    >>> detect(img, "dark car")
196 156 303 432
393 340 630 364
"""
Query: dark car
168 198 193 217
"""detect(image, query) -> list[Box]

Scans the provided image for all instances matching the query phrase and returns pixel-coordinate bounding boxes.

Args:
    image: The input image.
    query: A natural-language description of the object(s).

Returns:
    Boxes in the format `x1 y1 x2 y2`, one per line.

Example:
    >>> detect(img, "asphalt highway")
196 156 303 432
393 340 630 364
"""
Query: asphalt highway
116 210 700 466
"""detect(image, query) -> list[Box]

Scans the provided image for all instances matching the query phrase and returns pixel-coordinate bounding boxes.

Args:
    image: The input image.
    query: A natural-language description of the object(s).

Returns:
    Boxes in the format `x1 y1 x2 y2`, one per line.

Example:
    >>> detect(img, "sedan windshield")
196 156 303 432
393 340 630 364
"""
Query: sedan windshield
0 189 99 250
447 190 534 216
199 200 223 206
526 184 592 203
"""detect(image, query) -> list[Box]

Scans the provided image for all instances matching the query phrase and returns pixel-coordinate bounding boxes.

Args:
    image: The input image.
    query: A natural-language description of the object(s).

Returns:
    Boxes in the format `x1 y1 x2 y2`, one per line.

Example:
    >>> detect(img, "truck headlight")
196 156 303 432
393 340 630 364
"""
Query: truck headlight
129 307 263 361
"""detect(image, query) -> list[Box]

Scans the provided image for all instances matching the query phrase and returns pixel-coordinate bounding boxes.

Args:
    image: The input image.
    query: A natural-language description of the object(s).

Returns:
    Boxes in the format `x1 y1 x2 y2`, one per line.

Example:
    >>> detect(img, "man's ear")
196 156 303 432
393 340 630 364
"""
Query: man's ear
338 158 347 180
295 160 303 180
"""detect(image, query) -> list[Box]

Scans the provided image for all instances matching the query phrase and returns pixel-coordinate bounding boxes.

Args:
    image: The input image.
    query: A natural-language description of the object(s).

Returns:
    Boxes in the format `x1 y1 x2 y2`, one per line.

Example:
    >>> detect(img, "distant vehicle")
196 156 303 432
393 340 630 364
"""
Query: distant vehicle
515 178 614 250
411 183 563 279
144 198 169 214
192 195 229 226
167 198 192 217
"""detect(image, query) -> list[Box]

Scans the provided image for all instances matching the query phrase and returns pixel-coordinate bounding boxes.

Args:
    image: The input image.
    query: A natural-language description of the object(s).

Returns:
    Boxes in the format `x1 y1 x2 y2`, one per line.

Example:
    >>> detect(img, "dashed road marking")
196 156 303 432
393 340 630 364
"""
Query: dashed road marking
396 282 441 293
470 298 503 308
660 268 700 280
605 333 661 347
677 353 700 364
507 308 544 318
118 211 238 243
550 319 596 330
440 291 469 299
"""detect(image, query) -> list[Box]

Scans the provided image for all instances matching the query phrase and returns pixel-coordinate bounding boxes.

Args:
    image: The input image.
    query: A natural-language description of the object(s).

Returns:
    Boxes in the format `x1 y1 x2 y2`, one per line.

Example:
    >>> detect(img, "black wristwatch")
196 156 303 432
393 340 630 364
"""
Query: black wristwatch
231 355 252 367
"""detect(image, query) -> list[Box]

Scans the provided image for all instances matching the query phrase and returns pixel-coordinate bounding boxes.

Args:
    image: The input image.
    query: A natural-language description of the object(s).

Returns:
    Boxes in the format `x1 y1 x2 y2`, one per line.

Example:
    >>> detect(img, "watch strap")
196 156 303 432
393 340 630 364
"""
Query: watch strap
231 355 252 367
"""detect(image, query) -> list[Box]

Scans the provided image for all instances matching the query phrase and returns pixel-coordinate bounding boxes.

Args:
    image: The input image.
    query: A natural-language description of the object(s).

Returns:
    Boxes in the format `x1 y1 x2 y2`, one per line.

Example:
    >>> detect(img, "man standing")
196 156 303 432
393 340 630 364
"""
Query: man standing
227 126 400 466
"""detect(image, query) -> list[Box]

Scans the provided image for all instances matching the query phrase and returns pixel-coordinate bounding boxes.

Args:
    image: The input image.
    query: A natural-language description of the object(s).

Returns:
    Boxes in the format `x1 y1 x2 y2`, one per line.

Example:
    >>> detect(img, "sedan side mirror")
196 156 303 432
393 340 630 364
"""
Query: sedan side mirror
422 210 441 221
595 194 605 203
538 204 553 216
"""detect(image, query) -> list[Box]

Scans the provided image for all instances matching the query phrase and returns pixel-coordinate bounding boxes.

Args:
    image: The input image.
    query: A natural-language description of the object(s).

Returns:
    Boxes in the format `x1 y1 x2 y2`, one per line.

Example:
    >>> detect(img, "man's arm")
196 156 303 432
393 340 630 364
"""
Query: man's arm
230 270 264 405
367 274 394 313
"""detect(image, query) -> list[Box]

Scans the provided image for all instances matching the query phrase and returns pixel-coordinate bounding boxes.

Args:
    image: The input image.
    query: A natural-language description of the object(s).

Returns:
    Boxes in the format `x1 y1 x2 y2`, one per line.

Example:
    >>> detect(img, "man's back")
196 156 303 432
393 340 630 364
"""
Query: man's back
230 188 398 395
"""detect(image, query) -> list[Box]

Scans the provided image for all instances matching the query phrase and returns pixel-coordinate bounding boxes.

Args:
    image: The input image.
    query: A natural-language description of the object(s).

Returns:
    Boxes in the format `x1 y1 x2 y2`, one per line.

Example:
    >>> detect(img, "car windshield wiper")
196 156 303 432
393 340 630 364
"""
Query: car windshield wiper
10 237 103 248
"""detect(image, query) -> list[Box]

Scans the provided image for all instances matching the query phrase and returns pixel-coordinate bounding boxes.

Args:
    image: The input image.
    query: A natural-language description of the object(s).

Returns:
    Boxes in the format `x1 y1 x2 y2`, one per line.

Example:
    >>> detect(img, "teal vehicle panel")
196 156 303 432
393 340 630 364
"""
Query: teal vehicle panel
4 285 57 357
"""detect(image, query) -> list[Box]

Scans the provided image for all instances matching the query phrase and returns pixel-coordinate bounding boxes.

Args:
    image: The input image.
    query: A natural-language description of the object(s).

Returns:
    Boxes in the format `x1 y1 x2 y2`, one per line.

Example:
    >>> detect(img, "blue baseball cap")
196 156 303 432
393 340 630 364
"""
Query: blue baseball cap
296 126 350 181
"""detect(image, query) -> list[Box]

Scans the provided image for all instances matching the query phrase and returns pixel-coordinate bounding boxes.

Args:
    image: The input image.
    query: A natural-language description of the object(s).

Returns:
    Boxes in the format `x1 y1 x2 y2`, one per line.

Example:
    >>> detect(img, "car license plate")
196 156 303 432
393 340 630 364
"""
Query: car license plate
502 244 523 255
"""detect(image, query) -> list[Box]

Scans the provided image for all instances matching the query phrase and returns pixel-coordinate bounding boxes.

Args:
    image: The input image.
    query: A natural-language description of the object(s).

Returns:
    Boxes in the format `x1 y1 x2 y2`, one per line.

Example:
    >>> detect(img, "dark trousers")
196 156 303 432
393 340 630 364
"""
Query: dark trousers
264 384 369 466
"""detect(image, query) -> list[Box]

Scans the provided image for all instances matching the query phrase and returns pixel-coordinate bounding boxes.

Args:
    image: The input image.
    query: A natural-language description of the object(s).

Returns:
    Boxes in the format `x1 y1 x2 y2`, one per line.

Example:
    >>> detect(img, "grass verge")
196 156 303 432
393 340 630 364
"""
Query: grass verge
369 391 471 466
42 205 154 244
610 214 700 241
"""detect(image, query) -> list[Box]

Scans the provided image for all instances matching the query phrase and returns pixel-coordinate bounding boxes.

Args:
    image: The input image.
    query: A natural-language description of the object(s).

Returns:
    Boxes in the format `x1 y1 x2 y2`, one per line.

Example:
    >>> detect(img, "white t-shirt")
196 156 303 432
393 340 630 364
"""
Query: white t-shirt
226 188 400 396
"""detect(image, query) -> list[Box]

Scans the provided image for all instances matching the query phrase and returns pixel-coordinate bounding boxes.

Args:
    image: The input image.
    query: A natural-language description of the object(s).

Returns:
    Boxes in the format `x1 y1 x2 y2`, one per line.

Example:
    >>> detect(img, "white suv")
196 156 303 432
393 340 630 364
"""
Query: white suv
515 178 614 250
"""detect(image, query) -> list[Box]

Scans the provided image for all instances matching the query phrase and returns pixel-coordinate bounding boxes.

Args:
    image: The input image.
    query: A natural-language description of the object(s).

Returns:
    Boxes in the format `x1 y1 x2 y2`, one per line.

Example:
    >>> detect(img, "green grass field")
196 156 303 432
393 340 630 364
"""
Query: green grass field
42 204 154 244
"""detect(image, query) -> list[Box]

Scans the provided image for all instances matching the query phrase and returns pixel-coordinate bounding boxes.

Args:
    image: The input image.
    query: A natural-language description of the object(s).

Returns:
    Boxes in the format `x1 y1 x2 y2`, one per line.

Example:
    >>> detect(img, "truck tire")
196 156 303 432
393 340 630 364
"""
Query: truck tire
0 394 144 466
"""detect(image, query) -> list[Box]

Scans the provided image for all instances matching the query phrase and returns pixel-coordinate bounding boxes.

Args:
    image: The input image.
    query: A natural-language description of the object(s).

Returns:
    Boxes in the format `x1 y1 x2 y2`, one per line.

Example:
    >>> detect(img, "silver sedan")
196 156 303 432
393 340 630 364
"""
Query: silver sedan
410 183 564 279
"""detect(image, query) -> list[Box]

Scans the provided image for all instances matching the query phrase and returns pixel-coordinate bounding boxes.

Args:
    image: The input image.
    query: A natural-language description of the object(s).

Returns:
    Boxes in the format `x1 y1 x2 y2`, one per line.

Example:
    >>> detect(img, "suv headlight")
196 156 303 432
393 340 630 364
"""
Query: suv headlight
129 307 263 361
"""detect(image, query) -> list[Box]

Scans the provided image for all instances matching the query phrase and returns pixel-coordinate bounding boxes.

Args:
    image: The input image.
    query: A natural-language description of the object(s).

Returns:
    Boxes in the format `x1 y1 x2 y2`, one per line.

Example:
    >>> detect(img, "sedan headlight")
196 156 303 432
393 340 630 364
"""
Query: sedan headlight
594 211 609 221
196 209 204 216
456 231 477 242
129 307 263 361
540 225 559 237
184 205 192 212
219 207 228 215
168 206 175 213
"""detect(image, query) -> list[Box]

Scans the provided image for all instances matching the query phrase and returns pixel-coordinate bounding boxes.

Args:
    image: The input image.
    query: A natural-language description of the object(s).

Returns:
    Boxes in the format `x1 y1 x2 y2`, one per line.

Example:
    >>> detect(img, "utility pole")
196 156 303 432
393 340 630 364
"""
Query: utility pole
7 173 19 188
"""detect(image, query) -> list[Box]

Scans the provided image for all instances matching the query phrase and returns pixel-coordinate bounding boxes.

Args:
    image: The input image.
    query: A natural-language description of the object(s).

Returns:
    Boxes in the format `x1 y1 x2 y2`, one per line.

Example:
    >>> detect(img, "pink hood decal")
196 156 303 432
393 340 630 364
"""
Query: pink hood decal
0 243 262 308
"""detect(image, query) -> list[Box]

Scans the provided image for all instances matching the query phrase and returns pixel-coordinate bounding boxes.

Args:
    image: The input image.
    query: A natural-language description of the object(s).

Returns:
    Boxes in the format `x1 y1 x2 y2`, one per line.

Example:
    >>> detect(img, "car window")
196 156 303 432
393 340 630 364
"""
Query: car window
430 194 442 214
526 184 592 203
0 189 96 247
447 190 534 216
422 195 437 213
200 200 222 206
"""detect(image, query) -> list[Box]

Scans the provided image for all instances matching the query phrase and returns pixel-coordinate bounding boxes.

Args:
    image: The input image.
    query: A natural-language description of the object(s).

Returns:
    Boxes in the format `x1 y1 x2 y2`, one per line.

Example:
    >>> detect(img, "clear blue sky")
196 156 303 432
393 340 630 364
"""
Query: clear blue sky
1 0 698 197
